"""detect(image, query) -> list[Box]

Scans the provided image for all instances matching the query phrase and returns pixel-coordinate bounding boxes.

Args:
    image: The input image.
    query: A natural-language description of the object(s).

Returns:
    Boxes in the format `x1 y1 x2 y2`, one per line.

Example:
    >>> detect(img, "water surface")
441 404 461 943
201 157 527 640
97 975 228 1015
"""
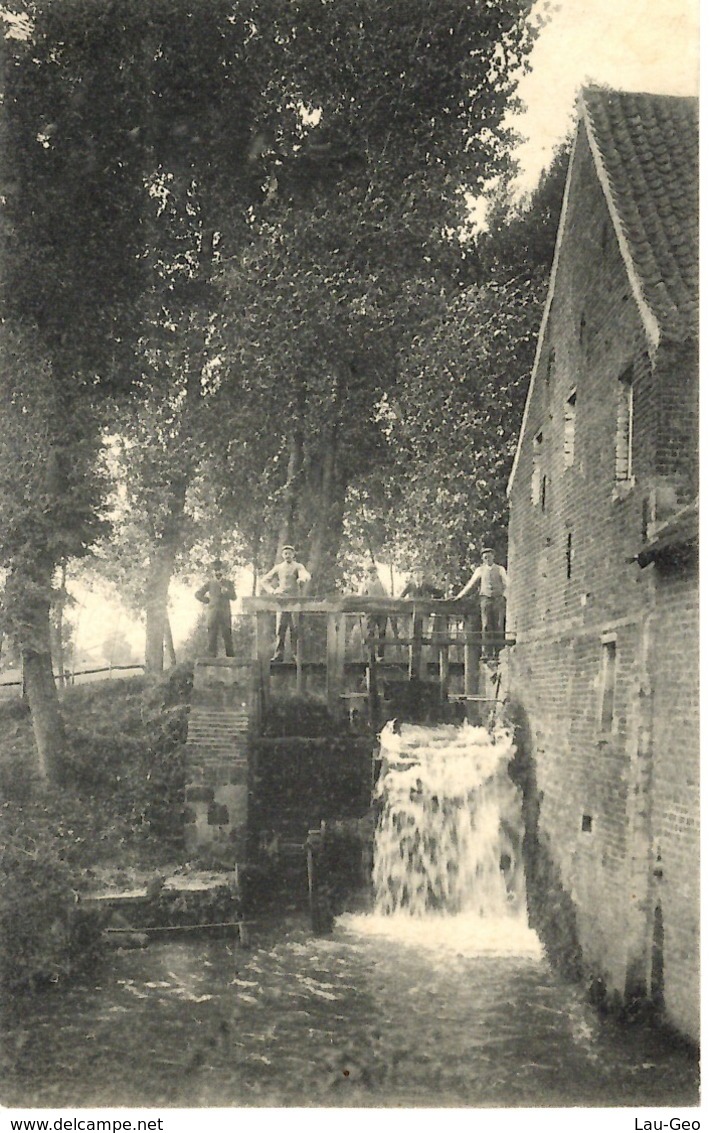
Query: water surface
1 915 698 1109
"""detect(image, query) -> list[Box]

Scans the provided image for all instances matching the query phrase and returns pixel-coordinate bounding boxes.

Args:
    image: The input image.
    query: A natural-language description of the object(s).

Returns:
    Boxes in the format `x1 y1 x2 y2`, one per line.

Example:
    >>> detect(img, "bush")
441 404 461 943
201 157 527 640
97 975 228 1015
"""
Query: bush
0 666 195 990
58 666 192 853
0 801 102 991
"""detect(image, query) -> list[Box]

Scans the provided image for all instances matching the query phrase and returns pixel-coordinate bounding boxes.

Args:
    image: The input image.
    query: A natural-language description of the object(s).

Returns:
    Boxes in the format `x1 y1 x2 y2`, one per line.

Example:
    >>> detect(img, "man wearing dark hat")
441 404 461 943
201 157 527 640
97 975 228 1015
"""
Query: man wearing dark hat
455 546 508 659
260 545 312 661
195 560 237 657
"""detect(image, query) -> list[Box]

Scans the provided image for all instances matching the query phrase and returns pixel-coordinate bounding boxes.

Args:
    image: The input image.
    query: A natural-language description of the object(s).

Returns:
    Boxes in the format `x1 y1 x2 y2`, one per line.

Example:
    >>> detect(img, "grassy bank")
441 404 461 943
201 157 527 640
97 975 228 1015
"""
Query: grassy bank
0 665 192 990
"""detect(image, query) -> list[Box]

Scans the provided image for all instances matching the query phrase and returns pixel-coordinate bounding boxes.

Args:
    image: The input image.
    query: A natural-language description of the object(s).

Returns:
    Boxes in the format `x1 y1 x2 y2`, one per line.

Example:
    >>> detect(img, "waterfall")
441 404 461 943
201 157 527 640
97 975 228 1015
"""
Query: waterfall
373 721 524 918
341 720 540 956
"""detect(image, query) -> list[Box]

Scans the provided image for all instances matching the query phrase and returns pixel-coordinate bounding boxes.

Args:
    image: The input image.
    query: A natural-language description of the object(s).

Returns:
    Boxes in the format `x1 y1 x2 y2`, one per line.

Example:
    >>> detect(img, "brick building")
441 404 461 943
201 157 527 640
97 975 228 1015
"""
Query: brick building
506 89 698 1041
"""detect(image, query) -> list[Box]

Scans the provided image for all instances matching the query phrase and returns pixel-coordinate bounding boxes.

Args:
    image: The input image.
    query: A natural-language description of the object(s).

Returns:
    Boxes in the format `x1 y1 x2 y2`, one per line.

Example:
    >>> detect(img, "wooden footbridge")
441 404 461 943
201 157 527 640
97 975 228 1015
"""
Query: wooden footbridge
242 594 514 729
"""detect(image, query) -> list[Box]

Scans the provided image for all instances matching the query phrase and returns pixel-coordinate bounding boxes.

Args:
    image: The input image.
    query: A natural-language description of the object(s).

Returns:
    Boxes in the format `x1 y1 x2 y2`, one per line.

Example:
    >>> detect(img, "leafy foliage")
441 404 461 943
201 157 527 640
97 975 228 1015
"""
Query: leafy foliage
0 324 108 641
0 806 86 990
1 0 544 702
346 139 571 585
381 272 548 586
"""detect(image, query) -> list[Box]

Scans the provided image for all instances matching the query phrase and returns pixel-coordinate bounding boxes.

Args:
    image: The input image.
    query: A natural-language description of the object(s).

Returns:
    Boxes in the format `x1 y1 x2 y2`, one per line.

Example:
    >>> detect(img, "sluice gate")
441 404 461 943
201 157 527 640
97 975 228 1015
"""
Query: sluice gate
183 596 514 888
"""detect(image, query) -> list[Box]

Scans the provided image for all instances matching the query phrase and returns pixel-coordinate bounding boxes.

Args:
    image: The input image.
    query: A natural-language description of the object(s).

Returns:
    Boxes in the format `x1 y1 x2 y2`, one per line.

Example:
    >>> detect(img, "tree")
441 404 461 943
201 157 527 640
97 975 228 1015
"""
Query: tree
1 2 150 775
214 0 540 589
1 0 280 677
102 0 540 651
2 0 540 707
0 325 107 780
366 141 570 586
378 273 547 587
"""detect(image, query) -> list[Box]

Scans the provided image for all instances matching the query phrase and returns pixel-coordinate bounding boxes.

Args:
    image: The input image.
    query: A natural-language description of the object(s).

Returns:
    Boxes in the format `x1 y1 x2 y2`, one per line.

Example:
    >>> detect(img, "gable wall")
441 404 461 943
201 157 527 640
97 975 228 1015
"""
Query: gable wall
505 125 698 1041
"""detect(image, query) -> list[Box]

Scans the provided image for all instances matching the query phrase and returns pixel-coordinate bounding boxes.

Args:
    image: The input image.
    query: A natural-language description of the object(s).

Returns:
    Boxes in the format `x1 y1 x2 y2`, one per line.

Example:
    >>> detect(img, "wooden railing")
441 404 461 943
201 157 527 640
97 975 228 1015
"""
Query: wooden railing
242 595 513 720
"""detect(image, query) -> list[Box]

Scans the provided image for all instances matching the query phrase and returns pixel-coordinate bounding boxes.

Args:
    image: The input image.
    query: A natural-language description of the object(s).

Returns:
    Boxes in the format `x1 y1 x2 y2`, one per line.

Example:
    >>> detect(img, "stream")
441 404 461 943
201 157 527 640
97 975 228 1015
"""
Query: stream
1 915 698 1109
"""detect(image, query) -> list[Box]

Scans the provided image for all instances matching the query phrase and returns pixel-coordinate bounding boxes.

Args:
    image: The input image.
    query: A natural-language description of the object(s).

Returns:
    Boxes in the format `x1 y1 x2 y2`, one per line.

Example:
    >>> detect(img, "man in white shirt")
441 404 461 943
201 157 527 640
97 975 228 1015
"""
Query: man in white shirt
359 562 390 660
260 545 312 661
455 547 508 659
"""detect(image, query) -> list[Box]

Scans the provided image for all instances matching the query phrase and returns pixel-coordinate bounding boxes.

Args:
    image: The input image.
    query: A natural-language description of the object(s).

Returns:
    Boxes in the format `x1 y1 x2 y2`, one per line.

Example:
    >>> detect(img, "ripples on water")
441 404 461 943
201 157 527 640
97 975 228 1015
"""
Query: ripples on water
1 918 698 1109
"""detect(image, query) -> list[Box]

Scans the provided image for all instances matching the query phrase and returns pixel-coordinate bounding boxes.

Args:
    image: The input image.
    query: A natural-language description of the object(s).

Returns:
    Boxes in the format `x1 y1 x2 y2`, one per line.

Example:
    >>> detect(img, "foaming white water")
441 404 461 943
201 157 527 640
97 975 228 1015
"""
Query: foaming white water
353 721 537 953
340 911 542 959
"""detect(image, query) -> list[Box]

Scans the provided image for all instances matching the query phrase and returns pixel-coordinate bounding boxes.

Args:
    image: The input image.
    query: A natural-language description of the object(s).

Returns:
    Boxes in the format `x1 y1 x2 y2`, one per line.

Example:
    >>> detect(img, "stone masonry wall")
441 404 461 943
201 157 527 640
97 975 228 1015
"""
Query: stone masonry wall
648 558 699 1040
507 125 699 1041
184 658 252 863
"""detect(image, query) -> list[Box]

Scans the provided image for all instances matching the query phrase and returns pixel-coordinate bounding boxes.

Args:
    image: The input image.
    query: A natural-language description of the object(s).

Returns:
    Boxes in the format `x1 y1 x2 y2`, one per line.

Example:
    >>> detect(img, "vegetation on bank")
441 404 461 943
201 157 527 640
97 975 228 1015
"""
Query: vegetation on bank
0 667 192 991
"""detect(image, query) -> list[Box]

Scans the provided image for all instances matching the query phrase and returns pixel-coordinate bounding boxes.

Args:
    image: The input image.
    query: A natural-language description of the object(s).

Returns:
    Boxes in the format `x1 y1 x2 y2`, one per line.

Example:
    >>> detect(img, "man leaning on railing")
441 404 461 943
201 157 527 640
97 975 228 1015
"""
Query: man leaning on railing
259 545 311 662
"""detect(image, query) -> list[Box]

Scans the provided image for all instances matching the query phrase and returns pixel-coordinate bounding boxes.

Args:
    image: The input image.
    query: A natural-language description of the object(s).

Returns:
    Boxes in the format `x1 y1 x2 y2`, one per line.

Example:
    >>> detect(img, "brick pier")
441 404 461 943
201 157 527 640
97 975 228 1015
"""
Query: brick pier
183 658 253 862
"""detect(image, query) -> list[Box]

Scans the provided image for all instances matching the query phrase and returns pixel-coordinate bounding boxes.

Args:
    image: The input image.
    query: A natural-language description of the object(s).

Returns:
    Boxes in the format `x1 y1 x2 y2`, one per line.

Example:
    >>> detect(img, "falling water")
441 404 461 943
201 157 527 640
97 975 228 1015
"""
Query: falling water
351 720 539 955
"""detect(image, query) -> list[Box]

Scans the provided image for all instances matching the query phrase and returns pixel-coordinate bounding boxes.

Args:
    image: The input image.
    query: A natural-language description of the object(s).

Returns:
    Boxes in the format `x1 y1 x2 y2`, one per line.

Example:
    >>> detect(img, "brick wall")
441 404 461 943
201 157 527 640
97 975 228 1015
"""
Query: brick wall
507 124 699 1041
183 658 253 862
648 557 699 1040
183 657 375 868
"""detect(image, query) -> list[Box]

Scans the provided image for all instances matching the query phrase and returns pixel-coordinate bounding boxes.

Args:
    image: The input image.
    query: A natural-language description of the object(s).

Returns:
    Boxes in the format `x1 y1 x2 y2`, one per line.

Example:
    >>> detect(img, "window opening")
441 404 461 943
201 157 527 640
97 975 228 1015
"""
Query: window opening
531 430 544 506
599 638 617 732
564 389 577 467
615 365 634 481
566 532 573 579
545 348 555 386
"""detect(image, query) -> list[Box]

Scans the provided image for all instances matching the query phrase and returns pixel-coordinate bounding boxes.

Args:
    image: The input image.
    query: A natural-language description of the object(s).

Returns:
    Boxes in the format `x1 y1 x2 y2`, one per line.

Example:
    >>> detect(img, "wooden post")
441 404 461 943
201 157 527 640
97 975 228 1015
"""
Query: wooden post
463 613 479 705
409 607 422 680
295 611 304 695
254 611 273 724
439 615 450 704
326 612 345 716
306 825 333 935
366 634 380 732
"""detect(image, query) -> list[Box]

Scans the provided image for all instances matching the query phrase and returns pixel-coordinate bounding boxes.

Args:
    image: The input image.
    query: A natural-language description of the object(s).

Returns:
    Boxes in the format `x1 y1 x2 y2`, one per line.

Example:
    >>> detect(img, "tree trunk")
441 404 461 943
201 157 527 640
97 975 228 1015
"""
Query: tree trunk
277 426 304 555
164 613 176 668
145 539 178 675
53 562 67 687
251 527 261 595
22 646 66 782
7 572 66 783
306 425 340 590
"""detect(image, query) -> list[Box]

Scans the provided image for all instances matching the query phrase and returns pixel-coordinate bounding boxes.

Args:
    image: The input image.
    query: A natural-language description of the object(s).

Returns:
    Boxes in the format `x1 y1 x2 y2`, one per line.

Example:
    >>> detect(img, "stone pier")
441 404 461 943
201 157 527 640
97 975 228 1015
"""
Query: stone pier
183 658 253 862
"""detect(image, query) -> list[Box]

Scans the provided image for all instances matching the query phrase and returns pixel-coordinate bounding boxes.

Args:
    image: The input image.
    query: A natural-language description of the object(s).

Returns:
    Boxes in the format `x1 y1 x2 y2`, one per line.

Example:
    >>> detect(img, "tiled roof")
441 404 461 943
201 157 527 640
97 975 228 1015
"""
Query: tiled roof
582 87 698 341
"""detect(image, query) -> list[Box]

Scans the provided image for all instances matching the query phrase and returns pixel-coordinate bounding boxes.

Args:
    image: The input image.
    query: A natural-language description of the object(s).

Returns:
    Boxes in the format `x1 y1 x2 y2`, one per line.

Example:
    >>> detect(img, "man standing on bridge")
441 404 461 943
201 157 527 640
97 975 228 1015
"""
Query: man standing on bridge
195 559 237 657
455 546 508 660
260 545 311 662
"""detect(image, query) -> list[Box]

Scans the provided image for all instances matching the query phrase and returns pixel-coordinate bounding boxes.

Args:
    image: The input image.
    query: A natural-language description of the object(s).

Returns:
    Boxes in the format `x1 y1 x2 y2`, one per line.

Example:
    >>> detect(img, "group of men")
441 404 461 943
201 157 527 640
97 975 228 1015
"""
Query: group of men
195 545 311 662
195 544 508 662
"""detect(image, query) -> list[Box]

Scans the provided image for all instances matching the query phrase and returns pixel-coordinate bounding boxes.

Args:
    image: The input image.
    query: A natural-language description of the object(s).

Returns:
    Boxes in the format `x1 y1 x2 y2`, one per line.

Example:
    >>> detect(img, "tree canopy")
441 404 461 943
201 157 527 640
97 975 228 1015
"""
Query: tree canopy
0 0 562 774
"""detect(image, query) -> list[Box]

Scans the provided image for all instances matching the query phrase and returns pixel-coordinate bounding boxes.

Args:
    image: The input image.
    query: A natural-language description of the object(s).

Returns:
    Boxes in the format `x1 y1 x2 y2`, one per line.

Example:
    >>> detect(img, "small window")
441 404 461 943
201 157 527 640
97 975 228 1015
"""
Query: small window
579 312 587 352
531 431 543 506
615 366 634 481
545 348 555 387
566 532 573 579
564 390 577 468
599 638 617 732
581 814 593 833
